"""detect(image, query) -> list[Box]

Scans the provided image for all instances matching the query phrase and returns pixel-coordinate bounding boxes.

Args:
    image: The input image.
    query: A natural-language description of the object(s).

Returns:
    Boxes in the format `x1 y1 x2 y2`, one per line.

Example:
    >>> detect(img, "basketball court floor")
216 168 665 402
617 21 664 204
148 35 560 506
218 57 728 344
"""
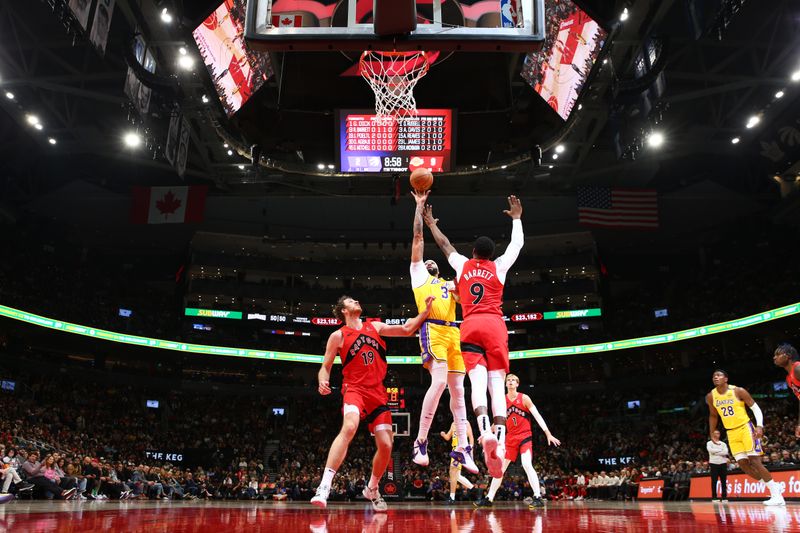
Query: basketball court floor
0 500 796 532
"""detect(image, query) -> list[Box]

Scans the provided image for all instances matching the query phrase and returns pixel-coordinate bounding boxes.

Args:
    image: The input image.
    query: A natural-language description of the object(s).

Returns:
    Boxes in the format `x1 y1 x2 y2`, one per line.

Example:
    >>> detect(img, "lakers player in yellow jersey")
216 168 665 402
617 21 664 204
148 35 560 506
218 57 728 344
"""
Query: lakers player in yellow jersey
410 189 478 474
707 369 785 505
441 420 475 503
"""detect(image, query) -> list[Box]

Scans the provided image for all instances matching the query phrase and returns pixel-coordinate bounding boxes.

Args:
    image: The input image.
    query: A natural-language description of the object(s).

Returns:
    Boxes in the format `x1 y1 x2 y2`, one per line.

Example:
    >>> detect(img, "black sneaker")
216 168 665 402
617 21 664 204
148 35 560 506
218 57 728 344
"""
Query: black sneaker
528 497 545 509
17 483 34 492
444 497 457 506
473 497 492 508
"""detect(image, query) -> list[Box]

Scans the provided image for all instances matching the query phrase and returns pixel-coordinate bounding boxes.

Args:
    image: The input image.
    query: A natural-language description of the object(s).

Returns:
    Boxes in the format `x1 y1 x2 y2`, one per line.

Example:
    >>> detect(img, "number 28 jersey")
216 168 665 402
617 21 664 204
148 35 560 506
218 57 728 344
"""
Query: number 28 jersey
711 385 751 430
338 321 387 389
456 259 504 318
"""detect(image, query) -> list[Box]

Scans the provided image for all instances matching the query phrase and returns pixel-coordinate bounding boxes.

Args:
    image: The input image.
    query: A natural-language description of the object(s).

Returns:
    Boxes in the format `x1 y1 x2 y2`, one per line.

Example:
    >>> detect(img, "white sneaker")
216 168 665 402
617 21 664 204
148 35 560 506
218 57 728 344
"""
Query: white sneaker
412 439 429 467
311 484 330 509
763 495 786 506
450 446 479 475
479 433 504 478
362 485 388 512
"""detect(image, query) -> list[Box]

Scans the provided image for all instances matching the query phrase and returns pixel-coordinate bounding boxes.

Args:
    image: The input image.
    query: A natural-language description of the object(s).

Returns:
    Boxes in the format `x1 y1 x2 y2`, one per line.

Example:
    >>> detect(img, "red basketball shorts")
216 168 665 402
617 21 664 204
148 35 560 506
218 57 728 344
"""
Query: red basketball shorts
460 313 509 373
504 434 533 462
342 383 392 433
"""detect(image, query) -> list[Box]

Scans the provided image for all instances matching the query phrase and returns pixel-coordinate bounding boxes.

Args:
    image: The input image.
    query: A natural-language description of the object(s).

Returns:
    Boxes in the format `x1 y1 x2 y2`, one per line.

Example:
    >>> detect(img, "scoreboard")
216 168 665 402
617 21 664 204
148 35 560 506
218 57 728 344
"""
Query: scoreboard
337 109 454 173
386 386 406 411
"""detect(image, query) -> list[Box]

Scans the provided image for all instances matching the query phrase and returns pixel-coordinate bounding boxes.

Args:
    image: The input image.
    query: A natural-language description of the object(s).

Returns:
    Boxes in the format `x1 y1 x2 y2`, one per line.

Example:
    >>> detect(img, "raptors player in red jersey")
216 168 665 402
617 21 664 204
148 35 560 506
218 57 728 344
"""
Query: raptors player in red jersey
773 343 800 437
476 374 560 509
311 294 434 511
424 195 524 478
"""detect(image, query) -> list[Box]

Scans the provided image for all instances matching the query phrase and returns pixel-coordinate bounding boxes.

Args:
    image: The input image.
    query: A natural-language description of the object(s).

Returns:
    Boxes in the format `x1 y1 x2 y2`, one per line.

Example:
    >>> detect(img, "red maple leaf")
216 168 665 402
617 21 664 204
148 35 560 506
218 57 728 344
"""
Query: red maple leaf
156 190 182 217
281 16 292 25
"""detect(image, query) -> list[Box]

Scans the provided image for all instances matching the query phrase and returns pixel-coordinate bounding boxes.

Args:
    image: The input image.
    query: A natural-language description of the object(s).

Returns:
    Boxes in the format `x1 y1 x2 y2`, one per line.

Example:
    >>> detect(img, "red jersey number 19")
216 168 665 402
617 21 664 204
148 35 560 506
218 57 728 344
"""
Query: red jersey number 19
362 350 375 366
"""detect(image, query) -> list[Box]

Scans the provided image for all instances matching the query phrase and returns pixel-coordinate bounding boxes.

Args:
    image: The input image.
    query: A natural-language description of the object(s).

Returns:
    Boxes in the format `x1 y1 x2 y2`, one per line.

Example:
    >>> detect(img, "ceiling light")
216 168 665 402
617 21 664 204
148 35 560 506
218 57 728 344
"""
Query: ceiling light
227 149 233 156
179 47 187 56
602 59 608 65
223 143 229 148
552 153 559 160
202 95 210 104
327 164 334 169
26 114 40 125
48 138 56 145
555 144 565 154
124 132 142 148
471 165 477 169
775 90 785 99
746 115 760 128
160 8 173 24
501 165 507 169
238 164 245 170
620 8 629 21
577 104 582 110
33 123 43 131
647 131 664 148
548 165 554 169
731 137 740 144
317 163 325 170
4 91 13 100
791 70 800 82
177 55 195 71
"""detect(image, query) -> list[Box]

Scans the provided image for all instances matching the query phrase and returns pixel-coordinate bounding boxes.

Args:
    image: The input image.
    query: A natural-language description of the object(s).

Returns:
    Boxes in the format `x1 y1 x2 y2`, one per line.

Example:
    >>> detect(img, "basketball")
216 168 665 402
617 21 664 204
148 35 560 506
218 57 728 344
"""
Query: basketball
410 168 434 192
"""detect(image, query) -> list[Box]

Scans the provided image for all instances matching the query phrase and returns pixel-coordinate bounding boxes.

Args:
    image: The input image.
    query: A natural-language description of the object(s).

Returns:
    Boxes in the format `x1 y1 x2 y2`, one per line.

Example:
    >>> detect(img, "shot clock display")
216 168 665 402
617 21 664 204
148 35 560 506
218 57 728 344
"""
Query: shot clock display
386 386 405 412
337 109 454 173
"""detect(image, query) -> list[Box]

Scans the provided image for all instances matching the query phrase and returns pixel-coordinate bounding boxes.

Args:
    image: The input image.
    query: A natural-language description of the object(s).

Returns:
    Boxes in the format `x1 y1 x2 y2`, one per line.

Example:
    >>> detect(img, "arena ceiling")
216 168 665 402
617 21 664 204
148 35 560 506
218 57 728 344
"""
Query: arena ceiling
0 0 798 242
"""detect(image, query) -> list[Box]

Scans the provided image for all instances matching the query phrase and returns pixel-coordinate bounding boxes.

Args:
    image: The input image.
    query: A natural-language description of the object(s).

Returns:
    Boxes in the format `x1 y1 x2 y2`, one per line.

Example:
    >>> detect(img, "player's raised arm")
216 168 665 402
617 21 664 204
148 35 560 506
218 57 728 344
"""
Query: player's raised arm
523 394 560 446
423 204 456 258
494 196 524 277
317 330 342 396
706 392 719 438
373 296 434 337
411 190 429 264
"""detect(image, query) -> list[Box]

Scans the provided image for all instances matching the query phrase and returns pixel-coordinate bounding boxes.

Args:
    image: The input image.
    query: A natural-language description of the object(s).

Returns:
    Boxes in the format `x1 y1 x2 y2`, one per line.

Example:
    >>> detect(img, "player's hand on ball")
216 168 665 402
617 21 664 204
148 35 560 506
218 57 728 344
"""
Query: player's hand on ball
503 195 523 219
411 189 429 206
423 205 438 227
318 380 332 395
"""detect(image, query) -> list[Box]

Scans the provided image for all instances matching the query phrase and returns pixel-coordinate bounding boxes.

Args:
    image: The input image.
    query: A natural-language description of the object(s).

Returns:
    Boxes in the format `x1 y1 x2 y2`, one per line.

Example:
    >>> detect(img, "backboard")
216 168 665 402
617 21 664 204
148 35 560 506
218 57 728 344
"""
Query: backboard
245 0 545 52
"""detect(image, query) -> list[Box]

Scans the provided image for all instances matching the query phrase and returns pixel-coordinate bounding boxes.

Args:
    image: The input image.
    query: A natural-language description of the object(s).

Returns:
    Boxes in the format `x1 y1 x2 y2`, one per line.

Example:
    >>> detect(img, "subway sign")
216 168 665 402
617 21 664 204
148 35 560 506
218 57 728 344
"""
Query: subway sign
184 308 243 320
543 308 602 320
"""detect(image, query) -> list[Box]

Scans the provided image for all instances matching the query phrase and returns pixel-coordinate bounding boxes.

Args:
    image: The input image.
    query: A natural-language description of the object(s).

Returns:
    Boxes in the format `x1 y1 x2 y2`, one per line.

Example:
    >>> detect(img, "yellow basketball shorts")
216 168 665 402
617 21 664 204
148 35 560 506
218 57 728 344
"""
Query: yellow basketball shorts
419 322 465 374
726 422 763 461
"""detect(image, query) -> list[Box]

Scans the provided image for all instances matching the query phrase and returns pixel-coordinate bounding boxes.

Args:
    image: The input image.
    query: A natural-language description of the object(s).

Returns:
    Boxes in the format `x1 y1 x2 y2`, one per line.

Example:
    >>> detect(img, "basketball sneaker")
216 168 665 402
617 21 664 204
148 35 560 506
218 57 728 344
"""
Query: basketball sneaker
311 484 330 509
449 446 479 475
362 485 388 512
472 496 492 508
480 434 503 478
529 497 545 509
763 495 786 506
412 439 429 466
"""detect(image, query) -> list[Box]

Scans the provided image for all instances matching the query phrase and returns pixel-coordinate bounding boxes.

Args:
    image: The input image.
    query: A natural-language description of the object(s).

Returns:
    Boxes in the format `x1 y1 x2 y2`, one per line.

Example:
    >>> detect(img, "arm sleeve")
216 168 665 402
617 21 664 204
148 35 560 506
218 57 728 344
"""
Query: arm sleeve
494 219 524 284
750 402 764 426
410 261 429 289
447 252 469 281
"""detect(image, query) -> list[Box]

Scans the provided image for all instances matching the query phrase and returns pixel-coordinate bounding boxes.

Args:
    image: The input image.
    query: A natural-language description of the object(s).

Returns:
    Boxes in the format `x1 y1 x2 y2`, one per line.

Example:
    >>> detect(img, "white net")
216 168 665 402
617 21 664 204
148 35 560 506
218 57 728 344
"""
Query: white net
359 51 431 119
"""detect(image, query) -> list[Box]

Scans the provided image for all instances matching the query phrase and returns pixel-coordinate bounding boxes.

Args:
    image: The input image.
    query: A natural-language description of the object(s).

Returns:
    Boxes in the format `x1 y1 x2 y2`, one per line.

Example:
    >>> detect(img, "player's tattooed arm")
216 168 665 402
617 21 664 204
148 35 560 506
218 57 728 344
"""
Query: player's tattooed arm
423 204 456 257
411 190 429 263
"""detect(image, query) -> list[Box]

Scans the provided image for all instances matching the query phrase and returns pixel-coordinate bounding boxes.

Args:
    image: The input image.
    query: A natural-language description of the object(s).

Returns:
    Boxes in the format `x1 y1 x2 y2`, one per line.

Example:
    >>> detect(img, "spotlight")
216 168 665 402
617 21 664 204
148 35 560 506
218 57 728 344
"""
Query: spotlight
4 91 13 100
552 153 559 160
26 114 40 126
33 123 43 131
223 143 229 148
501 165 507 169
471 165 477 169
327 164 334 169
160 8 173 24
745 115 760 128
775 90 784 99
647 131 665 148
178 55 195 71
620 8 629 21
238 164 245 170
227 149 233 156
555 144 565 154
602 59 608 65
792 70 800 82
179 47 187 56
577 104 582 110
124 132 142 147
202 94 210 104
548 165 554 169
48 138 57 145
317 163 325 170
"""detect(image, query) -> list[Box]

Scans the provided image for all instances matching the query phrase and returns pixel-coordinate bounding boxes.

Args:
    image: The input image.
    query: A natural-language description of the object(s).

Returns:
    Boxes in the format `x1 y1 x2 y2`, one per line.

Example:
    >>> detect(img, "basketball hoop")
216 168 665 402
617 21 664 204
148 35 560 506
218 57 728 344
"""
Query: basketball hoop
359 51 431 119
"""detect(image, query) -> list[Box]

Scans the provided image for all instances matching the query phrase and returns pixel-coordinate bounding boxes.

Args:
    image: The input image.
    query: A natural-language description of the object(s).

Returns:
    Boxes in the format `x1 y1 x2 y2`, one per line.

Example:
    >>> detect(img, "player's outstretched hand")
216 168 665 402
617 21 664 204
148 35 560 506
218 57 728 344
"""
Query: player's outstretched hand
318 380 332 396
546 432 561 447
503 195 523 219
423 205 438 227
411 189 430 206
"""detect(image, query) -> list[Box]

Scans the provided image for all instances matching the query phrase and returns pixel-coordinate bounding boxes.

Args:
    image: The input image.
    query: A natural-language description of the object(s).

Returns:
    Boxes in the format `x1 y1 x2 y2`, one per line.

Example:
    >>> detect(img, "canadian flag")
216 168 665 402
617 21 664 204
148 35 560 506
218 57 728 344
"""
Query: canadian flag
271 14 302 27
131 186 207 224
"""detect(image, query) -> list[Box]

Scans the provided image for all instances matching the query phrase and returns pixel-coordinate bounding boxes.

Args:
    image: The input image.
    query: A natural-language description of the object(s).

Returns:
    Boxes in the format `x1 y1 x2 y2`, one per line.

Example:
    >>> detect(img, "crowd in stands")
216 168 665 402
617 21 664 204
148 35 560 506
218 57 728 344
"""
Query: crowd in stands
0 362 798 503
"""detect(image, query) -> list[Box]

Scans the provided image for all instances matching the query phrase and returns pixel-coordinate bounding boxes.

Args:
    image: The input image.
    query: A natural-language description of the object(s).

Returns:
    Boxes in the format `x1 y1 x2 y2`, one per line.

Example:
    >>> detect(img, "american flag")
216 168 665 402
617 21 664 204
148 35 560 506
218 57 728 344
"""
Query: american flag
577 187 659 229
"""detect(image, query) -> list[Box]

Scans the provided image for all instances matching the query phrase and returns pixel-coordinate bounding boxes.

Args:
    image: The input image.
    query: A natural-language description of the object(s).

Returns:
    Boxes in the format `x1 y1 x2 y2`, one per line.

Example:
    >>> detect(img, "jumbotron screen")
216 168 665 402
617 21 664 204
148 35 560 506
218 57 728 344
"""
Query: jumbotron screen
337 109 454 173
520 0 606 120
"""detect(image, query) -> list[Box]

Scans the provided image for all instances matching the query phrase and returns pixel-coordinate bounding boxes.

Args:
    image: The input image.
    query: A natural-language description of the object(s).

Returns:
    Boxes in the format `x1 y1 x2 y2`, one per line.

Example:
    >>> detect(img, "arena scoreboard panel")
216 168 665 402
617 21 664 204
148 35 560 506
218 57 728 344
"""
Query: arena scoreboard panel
386 386 405 411
337 109 454 173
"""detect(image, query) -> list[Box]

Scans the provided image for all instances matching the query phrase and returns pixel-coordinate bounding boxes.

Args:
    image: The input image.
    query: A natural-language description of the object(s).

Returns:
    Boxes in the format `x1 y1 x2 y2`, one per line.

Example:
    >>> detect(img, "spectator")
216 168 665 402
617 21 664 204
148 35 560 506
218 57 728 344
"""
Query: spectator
707 430 729 502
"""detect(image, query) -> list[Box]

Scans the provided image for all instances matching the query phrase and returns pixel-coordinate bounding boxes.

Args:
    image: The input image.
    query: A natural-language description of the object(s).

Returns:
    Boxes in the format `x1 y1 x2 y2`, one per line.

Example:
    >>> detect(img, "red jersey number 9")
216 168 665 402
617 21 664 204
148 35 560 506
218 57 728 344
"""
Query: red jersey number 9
469 282 484 304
